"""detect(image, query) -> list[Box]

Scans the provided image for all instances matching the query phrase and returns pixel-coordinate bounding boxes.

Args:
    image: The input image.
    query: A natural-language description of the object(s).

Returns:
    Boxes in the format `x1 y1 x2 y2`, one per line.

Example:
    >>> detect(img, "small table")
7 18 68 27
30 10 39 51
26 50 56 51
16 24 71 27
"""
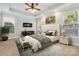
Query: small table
59 36 71 45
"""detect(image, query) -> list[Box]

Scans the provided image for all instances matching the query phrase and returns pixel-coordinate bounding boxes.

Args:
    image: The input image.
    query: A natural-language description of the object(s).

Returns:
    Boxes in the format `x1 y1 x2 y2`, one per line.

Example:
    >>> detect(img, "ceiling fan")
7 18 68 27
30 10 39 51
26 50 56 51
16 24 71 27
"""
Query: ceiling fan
25 3 40 11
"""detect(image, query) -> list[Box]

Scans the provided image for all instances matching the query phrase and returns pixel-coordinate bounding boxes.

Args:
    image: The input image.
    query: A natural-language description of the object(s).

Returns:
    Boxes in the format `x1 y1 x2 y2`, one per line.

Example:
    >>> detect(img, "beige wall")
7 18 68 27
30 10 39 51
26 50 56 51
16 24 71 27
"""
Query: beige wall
36 6 79 45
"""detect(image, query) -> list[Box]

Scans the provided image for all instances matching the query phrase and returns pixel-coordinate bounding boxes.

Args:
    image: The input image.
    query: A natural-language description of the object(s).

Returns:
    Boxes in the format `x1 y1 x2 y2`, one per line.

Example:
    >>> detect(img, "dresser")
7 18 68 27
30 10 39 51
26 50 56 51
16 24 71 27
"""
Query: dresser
21 31 34 37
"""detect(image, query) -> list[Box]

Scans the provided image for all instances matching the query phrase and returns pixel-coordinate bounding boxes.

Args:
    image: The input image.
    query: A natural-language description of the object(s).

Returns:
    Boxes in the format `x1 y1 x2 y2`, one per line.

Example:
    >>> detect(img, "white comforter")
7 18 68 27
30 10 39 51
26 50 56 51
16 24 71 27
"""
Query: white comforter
19 35 58 52
23 36 42 52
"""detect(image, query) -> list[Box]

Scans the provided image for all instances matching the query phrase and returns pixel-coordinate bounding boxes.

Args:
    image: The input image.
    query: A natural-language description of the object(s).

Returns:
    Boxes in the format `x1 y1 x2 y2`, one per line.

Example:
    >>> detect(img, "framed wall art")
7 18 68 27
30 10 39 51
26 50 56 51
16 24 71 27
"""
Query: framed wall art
45 16 55 24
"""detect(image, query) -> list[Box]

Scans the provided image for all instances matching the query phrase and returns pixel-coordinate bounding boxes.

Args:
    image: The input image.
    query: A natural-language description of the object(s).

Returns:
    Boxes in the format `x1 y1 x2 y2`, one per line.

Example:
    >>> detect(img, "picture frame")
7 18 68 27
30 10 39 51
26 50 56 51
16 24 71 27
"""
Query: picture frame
23 23 32 27
46 16 55 24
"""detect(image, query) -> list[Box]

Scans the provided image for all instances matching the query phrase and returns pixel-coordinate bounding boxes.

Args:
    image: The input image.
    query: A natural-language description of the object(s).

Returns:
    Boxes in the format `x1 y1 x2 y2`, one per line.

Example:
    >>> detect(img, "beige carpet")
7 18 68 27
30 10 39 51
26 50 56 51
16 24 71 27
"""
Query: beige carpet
32 43 79 56
0 39 19 56
0 39 79 56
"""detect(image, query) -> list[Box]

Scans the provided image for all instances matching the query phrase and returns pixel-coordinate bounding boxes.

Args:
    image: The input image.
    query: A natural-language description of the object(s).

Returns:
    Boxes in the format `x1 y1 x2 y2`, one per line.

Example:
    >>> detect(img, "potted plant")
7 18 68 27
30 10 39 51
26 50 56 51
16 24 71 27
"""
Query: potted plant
0 26 9 41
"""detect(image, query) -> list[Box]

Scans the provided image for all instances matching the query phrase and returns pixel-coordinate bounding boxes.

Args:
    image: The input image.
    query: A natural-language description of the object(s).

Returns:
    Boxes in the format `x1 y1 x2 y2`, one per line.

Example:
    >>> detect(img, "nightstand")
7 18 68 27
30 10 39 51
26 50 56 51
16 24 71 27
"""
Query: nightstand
59 35 71 45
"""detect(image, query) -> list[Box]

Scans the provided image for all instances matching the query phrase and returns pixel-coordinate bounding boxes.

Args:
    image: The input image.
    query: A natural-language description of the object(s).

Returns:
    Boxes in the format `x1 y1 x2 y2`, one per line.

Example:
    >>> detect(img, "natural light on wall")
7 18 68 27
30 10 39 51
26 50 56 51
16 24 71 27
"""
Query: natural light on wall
3 17 15 25
54 11 61 17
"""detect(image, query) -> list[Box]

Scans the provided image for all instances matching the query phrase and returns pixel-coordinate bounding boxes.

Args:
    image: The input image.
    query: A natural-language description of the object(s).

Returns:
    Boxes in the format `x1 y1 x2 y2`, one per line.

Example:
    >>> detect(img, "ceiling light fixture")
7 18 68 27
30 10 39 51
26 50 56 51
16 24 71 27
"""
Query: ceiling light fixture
25 3 40 13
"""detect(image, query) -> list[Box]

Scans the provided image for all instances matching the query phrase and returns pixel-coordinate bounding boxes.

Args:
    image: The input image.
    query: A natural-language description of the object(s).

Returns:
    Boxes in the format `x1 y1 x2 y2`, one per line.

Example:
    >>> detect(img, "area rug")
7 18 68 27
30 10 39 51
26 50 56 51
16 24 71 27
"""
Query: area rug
16 42 34 56
16 41 57 56
16 41 79 56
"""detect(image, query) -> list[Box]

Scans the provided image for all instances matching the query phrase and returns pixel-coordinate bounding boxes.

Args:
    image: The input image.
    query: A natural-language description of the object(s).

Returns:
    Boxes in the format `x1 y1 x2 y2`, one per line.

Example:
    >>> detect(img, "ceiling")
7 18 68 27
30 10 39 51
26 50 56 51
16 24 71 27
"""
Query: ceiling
0 3 65 17
9 3 65 16
0 3 79 18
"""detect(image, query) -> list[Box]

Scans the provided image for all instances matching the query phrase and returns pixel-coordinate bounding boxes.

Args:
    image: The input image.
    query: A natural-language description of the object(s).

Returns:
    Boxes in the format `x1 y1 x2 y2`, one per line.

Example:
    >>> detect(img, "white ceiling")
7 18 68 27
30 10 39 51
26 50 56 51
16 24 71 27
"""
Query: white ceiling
8 3 65 16
10 3 63 12
4 3 79 18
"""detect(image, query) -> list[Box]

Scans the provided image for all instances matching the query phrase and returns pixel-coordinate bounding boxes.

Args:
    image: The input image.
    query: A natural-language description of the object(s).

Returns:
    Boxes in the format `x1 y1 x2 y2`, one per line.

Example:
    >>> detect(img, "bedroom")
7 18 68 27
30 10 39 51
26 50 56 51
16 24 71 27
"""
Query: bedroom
0 3 79 56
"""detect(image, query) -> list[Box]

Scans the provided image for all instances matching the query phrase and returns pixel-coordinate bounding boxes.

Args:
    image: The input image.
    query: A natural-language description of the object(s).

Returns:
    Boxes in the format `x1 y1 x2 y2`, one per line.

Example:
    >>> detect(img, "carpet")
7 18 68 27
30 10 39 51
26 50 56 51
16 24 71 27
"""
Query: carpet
16 41 79 56
16 41 57 56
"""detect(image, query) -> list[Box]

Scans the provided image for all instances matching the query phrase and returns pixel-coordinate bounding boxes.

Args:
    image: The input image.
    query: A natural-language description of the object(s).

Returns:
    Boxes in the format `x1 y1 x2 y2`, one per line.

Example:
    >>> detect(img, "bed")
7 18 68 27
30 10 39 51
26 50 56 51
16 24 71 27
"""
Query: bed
19 31 59 52
19 24 60 52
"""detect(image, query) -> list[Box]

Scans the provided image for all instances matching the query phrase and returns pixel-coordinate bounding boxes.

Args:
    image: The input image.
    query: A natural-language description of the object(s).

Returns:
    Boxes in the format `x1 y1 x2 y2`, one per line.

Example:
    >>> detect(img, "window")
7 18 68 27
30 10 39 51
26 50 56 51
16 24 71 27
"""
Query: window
4 22 14 33
64 11 78 36
3 17 15 34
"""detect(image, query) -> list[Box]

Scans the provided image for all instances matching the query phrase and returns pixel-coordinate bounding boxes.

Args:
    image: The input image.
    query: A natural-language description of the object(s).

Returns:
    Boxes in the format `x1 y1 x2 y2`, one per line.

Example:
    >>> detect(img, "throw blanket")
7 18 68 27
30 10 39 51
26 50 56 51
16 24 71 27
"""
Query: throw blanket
23 34 54 52
30 34 52 49
23 36 42 52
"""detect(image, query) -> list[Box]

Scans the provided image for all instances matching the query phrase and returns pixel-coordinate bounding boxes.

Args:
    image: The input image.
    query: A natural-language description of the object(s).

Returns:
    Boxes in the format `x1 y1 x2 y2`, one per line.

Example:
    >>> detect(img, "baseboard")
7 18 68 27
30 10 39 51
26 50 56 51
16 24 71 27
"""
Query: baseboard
72 43 79 47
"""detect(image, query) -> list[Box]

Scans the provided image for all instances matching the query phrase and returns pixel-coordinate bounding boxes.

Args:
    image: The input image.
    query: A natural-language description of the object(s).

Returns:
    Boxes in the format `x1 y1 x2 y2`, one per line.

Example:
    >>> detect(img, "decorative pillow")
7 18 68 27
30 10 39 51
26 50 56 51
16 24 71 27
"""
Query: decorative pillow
52 30 57 36
41 33 46 35
45 32 52 36
45 30 57 36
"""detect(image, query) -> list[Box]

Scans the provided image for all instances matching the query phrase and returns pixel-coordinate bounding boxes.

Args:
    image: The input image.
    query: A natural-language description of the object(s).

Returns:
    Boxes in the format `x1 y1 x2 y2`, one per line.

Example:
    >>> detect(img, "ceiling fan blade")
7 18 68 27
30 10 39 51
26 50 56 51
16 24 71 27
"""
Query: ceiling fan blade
25 3 40 11
31 3 38 8
36 3 38 5
31 3 34 8
34 3 38 7
34 8 40 11
25 3 31 7
25 8 31 10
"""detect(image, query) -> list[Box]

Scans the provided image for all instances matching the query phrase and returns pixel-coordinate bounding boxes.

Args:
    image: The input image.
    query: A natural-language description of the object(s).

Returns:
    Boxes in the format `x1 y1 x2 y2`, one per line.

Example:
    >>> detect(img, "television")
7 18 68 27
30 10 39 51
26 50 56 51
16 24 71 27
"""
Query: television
23 23 32 27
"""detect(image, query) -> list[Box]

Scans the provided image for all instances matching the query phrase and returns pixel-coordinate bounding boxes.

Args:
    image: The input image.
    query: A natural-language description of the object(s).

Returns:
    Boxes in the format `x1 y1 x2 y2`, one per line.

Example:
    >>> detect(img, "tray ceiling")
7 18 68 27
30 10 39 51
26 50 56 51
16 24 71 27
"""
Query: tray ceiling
0 3 65 17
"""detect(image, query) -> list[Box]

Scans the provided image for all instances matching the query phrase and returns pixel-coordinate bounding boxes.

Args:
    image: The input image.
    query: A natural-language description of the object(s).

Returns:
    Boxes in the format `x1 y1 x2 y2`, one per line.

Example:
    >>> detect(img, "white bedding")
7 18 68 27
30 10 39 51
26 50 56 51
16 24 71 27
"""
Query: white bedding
19 35 58 52
23 36 42 52
46 36 58 42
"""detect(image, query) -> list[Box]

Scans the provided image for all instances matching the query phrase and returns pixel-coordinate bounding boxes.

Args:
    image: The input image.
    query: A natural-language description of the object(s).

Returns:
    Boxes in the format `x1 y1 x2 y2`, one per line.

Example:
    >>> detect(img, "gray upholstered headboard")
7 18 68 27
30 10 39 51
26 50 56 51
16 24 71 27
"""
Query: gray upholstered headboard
41 24 60 36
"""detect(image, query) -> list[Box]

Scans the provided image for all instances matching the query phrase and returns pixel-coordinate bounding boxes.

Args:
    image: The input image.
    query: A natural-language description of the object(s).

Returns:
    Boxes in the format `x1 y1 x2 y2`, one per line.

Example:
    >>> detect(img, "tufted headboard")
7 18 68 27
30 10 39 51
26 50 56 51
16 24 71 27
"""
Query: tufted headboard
41 24 60 36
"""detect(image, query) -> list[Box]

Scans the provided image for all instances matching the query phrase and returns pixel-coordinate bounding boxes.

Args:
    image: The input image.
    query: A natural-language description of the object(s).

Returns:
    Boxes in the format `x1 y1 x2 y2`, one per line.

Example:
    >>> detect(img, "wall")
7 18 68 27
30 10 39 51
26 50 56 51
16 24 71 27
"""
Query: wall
0 4 36 39
0 9 2 27
14 17 36 39
0 13 2 27
77 8 79 36
36 12 64 34
0 3 79 45
36 4 79 45
56 9 79 45
2 14 36 39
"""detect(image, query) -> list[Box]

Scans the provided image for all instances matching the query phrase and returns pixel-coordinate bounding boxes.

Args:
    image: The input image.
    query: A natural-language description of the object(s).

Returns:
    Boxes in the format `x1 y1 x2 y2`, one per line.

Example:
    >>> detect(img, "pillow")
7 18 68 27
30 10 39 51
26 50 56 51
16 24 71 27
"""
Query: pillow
41 33 46 35
46 30 57 36
46 32 52 36
52 30 57 36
